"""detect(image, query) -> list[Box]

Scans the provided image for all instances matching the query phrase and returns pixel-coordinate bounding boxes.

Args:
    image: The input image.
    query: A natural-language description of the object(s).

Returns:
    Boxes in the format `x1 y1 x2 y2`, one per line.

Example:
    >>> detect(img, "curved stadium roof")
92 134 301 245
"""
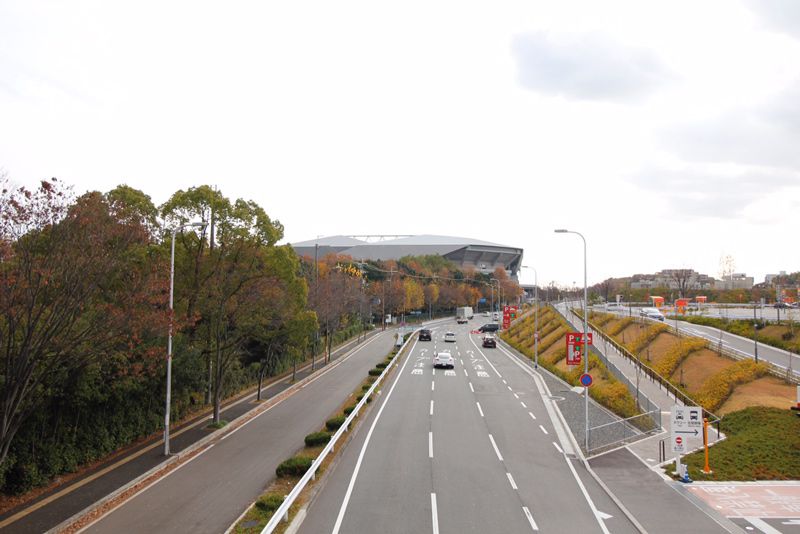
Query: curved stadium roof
291 234 523 278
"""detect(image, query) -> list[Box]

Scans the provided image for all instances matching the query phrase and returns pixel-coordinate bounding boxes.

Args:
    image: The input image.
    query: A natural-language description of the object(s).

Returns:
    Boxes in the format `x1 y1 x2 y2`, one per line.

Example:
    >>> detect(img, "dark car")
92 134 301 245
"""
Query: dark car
482 335 496 348
419 329 432 341
478 323 499 333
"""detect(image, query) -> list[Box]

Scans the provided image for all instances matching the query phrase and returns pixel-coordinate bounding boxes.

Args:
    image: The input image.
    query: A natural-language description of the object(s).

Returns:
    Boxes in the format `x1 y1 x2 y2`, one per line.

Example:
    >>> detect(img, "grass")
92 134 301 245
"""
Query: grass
206 420 229 430
675 315 800 353
664 406 800 481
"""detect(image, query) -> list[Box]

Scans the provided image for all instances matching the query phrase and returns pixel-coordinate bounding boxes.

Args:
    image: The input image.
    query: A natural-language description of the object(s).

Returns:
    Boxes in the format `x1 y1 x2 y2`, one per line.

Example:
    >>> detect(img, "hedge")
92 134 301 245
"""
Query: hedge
694 360 769 412
276 455 314 477
652 338 707 377
368 368 382 376
326 415 346 431
304 431 332 447
255 493 285 514
625 323 669 354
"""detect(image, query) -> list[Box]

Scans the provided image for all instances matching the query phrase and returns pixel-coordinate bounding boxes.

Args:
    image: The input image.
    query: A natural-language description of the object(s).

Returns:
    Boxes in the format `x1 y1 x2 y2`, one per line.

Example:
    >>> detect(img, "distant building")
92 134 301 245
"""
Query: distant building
715 273 754 290
290 234 524 279
765 271 787 285
629 269 717 290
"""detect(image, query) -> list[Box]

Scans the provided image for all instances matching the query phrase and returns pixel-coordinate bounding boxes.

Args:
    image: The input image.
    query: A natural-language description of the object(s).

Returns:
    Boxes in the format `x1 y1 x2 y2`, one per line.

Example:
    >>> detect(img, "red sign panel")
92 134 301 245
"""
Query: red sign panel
565 332 593 366
502 305 518 330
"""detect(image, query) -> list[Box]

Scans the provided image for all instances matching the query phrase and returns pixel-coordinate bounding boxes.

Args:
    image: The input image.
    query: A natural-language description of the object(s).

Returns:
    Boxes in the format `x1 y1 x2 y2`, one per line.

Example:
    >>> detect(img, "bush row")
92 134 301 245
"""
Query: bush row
652 338 707 377
625 323 669 354
694 360 770 412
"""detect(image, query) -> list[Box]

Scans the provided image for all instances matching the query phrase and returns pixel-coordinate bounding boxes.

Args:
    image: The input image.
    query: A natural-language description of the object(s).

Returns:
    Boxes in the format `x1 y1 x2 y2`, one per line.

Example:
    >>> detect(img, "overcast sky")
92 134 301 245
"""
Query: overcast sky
2 0 799 287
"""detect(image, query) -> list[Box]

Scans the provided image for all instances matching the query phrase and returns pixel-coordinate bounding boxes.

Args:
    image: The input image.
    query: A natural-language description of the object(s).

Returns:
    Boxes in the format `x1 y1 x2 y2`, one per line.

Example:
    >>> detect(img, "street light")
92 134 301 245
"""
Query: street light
165 221 206 456
554 228 590 452
522 266 539 369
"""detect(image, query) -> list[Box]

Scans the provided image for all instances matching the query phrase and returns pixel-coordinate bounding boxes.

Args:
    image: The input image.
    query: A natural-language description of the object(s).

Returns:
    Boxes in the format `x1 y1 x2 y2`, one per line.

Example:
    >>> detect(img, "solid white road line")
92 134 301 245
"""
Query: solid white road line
522 507 539 531
539 425 549 435
488 434 504 461
506 472 518 490
469 382 474 393
431 381 434 391
520 401 527 408
744 517 782 534
469 336 503 378
513 393 519 399
463 369 468 376
553 442 564 454
431 493 440 534
562 456 612 534
330 339 417 534
429 432 433 458
529 411 536 420
430 400 434 416
476 402 484 417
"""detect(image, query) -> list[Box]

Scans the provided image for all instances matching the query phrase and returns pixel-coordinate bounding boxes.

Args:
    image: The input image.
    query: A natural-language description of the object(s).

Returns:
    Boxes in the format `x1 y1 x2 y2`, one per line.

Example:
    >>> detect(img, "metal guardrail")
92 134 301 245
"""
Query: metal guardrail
261 328 419 533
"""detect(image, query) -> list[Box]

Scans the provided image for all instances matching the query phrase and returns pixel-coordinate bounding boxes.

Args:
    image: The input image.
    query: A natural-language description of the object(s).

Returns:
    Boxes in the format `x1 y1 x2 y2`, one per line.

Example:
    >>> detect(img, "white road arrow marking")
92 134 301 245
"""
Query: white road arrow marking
444 370 456 377
411 369 423 375
596 512 613 520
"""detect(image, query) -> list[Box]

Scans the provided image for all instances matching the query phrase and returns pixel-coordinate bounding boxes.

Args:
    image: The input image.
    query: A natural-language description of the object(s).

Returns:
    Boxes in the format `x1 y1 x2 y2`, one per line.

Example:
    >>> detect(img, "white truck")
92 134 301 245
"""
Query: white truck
456 306 473 324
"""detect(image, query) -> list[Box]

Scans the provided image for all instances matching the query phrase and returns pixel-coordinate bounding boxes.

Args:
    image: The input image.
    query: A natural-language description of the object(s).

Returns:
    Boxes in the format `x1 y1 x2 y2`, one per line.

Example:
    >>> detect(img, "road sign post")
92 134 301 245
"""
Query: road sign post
566 332 593 366
671 405 702 483
502 305 518 330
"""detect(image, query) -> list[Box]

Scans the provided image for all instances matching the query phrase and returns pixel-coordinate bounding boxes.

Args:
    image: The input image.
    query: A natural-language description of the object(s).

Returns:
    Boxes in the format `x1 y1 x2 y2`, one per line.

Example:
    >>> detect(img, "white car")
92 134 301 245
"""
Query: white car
433 351 455 369
444 332 456 342
640 307 665 321
492 312 499 321
483 311 490 317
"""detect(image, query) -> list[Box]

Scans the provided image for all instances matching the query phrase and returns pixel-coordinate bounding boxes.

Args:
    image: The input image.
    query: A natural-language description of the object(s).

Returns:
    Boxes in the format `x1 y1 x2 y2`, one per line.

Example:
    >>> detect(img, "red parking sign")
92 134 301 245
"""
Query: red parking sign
565 332 592 366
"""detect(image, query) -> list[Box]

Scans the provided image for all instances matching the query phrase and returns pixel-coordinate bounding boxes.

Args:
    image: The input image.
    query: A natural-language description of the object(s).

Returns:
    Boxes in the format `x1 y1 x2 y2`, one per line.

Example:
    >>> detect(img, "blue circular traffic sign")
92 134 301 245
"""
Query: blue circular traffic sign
579 373 593 387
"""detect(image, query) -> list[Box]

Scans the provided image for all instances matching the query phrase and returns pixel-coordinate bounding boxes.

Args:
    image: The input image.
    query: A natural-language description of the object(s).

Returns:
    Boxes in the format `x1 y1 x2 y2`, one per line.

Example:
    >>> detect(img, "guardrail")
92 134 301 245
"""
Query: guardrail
260 328 419 533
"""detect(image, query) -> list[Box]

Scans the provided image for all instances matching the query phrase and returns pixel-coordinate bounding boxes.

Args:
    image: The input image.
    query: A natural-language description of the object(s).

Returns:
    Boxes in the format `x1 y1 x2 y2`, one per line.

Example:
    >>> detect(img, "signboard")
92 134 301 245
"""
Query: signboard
671 405 702 454
675 298 690 314
502 305 518 330
565 332 593 366
579 373 593 387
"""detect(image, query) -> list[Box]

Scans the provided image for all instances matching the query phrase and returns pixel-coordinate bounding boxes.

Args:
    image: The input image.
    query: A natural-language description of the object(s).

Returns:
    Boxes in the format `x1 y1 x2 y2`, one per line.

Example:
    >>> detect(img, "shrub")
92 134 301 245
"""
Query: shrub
368 368 382 376
304 431 332 447
326 415 346 431
255 493 284 514
361 384 371 391
276 455 314 477
376 362 388 369
625 323 669 354
694 360 769 412
652 338 707 377
608 317 634 336
343 405 355 415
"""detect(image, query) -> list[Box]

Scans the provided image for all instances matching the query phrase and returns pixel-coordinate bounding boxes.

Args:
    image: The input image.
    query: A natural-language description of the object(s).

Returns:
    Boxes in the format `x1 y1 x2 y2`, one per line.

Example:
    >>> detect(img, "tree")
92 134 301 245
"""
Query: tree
0 181 168 467
668 269 694 298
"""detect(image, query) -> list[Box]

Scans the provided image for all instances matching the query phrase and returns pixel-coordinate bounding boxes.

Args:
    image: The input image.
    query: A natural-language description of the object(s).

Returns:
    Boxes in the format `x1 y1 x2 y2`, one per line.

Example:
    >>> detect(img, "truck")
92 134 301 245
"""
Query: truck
456 306 473 324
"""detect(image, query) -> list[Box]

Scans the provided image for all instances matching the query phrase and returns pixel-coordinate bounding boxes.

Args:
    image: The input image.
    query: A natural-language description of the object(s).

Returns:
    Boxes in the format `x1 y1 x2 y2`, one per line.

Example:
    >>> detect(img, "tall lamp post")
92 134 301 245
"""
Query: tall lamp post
165 221 206 456
555 228 589 452
522 266 539 369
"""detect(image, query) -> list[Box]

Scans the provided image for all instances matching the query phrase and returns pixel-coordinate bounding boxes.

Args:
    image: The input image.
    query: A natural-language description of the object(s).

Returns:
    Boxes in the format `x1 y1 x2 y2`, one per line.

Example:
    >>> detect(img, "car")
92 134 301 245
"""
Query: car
492 312 499 320
478 323 499 333
483 311 490 317
444 331 456 342
482 335 496 348
418 329 432 341
456 317 468 324
639 308 665 321
433 351 455 369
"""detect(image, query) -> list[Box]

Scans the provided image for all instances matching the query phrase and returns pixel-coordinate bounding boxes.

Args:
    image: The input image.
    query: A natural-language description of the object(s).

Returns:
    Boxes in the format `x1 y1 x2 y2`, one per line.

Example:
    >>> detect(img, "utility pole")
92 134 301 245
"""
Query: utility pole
753 303 759 363
313 242 319 370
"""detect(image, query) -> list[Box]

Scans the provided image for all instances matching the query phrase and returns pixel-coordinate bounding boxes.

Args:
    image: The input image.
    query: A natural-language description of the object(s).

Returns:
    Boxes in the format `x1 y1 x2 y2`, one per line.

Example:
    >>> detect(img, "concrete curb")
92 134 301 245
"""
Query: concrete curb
48 331 385 534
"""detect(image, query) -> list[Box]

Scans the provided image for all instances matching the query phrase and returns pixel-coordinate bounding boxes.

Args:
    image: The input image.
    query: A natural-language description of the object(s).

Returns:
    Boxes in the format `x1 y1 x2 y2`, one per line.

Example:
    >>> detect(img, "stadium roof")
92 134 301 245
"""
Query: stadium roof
291 234 523 277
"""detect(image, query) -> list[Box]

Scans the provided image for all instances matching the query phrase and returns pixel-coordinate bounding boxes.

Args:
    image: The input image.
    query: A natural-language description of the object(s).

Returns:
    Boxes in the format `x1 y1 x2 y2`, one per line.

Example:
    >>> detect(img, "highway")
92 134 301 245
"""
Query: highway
80 330 398 534
297 323 644 534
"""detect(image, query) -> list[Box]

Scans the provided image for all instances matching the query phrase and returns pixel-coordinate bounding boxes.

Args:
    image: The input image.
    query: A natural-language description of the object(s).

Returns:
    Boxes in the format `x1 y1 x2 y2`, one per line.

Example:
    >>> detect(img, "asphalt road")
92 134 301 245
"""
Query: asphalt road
297 323 644 534
81 330 397 534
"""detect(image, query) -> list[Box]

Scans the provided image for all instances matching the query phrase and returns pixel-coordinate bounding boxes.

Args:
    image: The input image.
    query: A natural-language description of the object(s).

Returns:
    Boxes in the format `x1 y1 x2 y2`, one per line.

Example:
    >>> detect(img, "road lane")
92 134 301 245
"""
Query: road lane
84 331 396 534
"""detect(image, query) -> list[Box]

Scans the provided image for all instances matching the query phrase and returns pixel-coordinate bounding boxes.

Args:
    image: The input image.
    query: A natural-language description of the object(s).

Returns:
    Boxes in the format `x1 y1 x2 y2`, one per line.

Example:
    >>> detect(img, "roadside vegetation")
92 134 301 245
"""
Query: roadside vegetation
502 305 642 419
671 314 800 354
666 407 800 481
232 338 408 533
0 175 520 500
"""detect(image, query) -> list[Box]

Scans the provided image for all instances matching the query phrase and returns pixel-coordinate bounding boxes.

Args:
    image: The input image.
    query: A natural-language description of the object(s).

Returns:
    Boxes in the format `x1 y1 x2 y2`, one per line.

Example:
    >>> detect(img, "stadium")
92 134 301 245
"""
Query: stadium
291 235 524 279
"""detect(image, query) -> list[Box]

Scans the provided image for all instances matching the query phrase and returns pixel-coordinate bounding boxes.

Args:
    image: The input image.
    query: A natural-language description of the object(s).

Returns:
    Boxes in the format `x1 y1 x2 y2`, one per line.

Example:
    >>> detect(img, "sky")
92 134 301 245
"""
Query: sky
1 0 799 287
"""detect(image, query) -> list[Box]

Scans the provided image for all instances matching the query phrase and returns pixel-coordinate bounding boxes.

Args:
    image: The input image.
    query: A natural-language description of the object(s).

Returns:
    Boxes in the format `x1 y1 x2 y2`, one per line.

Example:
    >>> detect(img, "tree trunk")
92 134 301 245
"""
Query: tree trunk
257 362 268 401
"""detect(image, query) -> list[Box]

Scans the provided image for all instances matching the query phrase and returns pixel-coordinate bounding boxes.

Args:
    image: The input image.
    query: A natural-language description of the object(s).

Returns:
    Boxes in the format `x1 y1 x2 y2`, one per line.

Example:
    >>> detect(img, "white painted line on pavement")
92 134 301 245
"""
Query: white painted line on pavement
468 336 503 378
431 381 435 391
488 434 504 461
469 382 474 393
745 517 782 534
529 412 536 420
553 442 563 454
502 379 507 384
563 456 611 534
520 401 527 408
429 432 433 458
513 393 519 399
430 400 434 416
506 472 518 490
507 385 512 391
331 338 417 534
539 425 549 435
431 493 440 534
476 402 484 417
432 368 435 376
522 507 539 531
463 369 468 376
